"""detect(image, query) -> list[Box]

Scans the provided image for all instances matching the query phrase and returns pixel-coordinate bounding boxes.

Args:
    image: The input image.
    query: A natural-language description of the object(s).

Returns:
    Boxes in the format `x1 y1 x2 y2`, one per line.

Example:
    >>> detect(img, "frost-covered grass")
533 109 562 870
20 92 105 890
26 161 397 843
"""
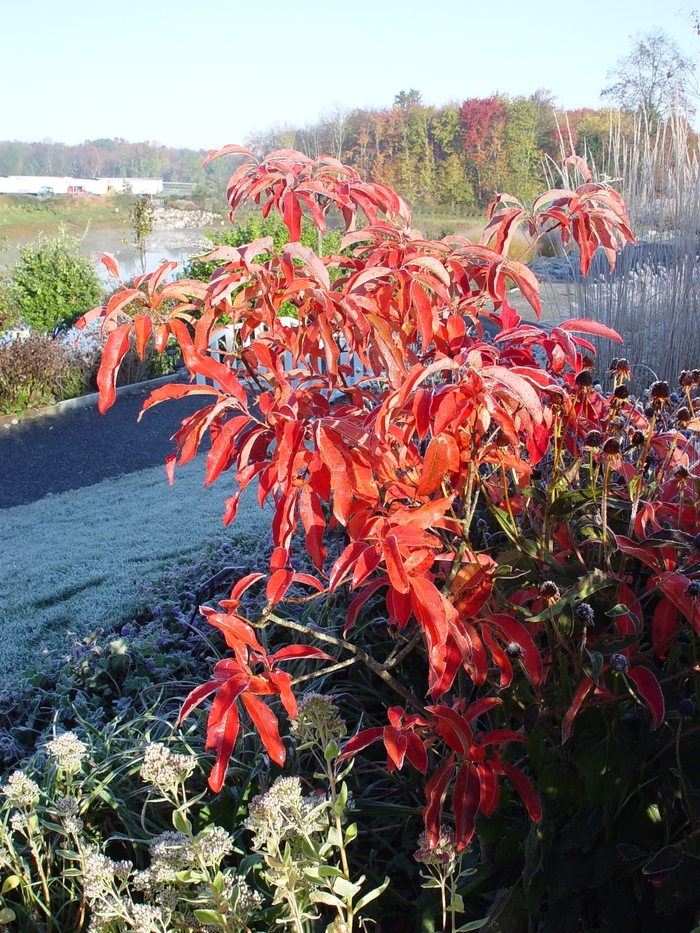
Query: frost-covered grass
0 456 272 680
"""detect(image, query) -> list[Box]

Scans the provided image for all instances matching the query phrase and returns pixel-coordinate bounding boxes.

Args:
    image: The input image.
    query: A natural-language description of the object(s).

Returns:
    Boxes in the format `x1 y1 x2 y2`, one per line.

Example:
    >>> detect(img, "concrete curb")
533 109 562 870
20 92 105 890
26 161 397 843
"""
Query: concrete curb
0 370 188 427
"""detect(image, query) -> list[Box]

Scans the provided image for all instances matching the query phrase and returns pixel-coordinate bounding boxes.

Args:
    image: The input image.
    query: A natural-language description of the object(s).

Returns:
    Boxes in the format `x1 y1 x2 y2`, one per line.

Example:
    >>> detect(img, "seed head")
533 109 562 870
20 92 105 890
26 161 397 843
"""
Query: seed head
630 430 645 447
649 381 671 406
680 370 694 388
677 407 692 426
505 642 522 659
613 385 630 401
574 602 595 626
678 698 695 718
686 580 700 598
609 653 629 674
539 581 560 604
674 465 690 482
602 437 621 456
575 370 593 388
584 430 602 449
581 355 595 371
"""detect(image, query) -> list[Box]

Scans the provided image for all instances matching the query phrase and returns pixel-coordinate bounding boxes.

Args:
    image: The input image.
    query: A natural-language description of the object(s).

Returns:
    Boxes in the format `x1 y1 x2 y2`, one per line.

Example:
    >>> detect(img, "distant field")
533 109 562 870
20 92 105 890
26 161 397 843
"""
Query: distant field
0 193 130 241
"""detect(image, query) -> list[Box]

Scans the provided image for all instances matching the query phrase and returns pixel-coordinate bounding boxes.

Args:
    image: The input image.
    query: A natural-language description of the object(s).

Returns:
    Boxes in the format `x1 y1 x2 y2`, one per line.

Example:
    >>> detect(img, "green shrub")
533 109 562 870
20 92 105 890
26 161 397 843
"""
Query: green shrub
4 231 103 335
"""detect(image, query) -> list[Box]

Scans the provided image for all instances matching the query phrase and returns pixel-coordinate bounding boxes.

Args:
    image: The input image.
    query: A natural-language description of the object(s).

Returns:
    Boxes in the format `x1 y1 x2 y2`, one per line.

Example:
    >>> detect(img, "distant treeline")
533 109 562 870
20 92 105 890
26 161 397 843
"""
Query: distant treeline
1 92 689 210
246 91 654 210
0 138 234 192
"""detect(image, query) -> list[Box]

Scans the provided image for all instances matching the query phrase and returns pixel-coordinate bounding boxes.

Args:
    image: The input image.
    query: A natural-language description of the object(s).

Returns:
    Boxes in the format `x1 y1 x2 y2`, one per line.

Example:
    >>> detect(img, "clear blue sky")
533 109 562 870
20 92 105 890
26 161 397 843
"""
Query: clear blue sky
0 0 697 151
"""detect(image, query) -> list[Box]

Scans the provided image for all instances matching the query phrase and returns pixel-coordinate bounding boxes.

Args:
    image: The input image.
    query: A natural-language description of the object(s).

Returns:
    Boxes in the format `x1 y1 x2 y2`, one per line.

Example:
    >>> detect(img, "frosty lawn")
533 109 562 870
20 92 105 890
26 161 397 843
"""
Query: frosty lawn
0 456 271 682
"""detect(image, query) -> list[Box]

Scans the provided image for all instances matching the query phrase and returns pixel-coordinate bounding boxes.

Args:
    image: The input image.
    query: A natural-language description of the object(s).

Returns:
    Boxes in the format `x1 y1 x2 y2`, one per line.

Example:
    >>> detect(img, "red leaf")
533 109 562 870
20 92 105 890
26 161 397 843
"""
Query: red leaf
487 615 542 685
422 762 455 848
404 732 428 773
266 669 297 719
453 762 480 851
201 143 257 167
652 597 680 658
477 762 500 818
344 578 389 634
97 322 133 414
133 314 153 360
428 705 473 756
383 534 410 594
614 535 661 572
628 667 665 729
99 252 121 279
179 679 223 725
462 697 503 724
562 676 595 743
337 727 385 762
266 569 294 605
271 645 334 663
416 435 452 497
500 762 541 822
230 572 266 603
558 318 623 343
205 676 248 792
384 726 408 772
205 415 252 486
479 729 526 746
300 485 327 572
330 542 371 592
242 693 286 765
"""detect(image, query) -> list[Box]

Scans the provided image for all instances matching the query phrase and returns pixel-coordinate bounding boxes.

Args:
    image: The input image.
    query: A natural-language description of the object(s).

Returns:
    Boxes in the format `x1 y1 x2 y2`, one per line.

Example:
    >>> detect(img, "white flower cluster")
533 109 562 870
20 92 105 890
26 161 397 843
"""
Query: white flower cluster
245 776 329 850
148 831 195 883
235 875 264 916
290 693 347 747
1 770 40 808
45 731 87 771
55 795 84 834
128 902 165 933
81 846 132 898
194 824 234 866
140 743 196 791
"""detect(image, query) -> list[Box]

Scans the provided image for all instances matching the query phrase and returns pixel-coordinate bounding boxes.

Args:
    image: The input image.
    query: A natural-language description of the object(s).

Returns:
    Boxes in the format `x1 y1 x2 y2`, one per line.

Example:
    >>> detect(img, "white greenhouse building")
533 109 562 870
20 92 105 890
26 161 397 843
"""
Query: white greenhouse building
0 176 163 196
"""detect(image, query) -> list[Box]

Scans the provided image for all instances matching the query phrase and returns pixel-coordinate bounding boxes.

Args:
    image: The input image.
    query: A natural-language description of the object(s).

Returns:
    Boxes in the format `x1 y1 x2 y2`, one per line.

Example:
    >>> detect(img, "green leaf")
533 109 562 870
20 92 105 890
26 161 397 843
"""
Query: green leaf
334 781 348 816
325 739 341 762
211 871 225 898
355 876 390 913
172 809 192 835
344 822 358 845
455 920 488 932
309 890 345 908
0 908 15 925
1 876 19 895
333 876 363 899
327 825 343 848
583 649 605 686
448 893 465 913
193 908 225 928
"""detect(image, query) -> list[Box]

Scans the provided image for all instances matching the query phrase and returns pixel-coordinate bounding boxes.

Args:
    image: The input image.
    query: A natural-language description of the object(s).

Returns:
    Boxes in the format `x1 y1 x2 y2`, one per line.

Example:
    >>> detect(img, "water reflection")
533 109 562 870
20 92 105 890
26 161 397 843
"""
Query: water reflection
2 225 221 282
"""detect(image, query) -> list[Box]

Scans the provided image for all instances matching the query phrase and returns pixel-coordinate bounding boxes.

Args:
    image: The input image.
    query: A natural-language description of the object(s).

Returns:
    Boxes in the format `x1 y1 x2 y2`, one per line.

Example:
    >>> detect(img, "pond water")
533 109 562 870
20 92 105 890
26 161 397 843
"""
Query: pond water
2 223 227 282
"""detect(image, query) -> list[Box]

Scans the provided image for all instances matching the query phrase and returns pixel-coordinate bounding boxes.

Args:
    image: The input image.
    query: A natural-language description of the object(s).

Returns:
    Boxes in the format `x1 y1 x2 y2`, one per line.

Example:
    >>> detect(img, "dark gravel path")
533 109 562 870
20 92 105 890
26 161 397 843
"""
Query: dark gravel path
0 390 210 509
